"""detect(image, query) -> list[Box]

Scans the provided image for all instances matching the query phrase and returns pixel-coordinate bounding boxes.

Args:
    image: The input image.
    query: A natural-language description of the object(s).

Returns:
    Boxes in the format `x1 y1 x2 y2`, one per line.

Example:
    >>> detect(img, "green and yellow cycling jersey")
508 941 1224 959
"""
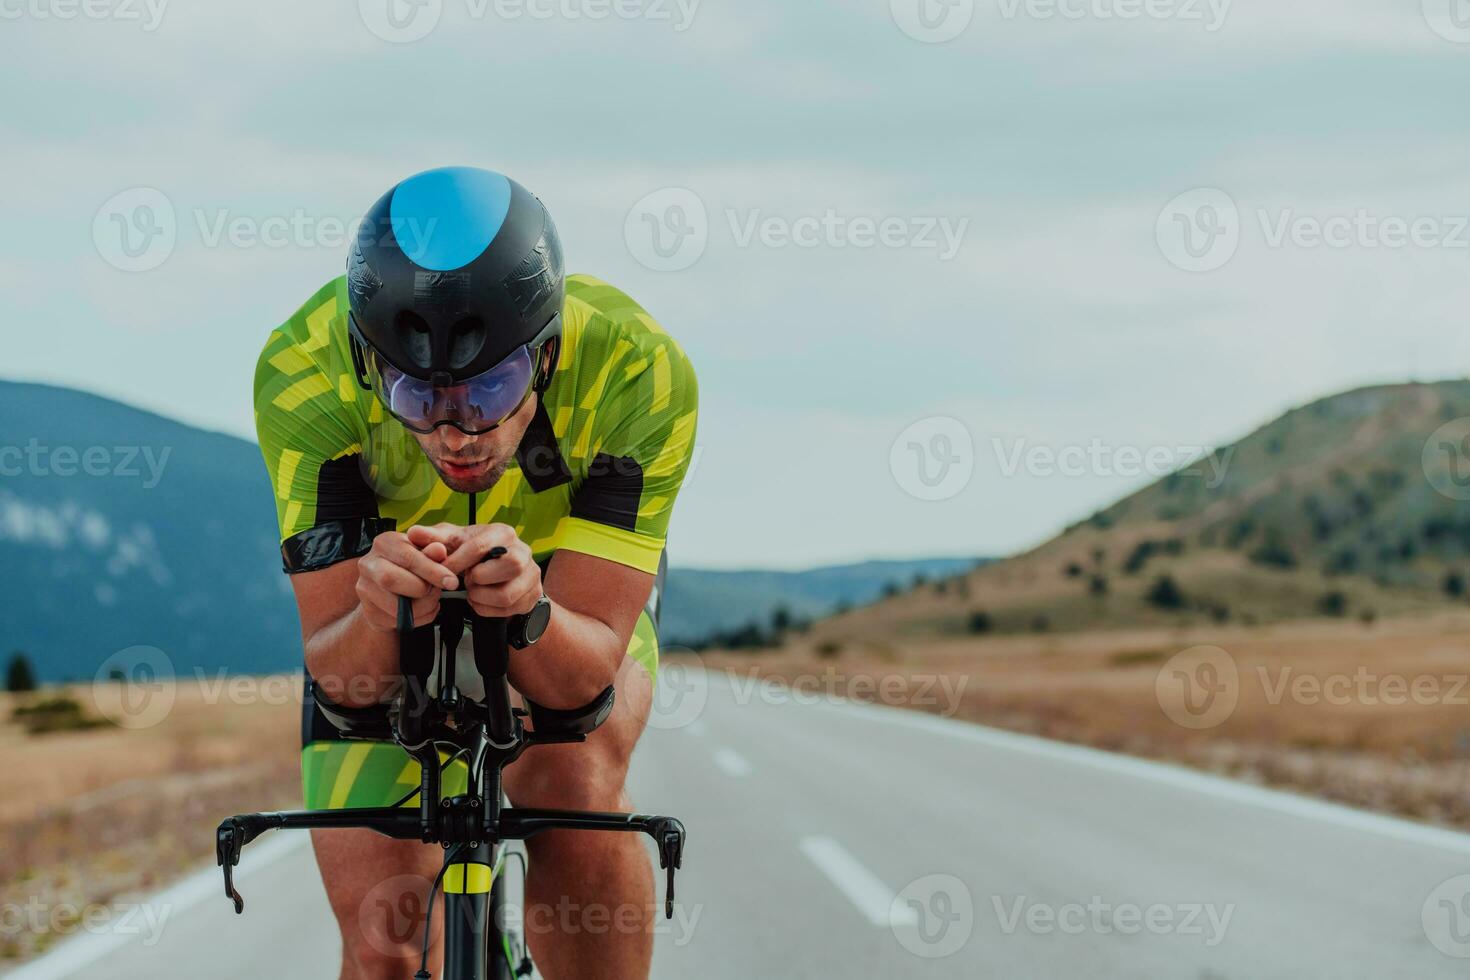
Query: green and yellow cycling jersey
254 273 697 809
254 272 698 578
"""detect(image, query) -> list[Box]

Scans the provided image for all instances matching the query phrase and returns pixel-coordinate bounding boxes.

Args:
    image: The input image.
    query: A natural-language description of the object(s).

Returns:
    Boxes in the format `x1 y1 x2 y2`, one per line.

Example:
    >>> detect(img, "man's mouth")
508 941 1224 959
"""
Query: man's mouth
438 457 492 479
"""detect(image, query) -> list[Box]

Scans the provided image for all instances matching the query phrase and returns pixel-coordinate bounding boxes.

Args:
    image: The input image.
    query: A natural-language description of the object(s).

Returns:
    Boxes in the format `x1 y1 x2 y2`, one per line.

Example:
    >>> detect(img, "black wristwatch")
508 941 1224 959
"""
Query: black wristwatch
509 594 553 650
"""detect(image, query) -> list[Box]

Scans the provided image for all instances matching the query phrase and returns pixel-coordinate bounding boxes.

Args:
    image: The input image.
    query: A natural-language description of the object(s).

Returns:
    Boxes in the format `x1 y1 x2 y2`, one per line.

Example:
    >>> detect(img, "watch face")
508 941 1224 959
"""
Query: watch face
524 596 552 645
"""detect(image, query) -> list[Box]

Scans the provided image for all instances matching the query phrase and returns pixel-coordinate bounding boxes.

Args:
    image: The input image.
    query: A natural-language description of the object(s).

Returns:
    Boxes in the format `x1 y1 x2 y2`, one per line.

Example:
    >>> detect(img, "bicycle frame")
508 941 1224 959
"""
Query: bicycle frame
217 593 686 980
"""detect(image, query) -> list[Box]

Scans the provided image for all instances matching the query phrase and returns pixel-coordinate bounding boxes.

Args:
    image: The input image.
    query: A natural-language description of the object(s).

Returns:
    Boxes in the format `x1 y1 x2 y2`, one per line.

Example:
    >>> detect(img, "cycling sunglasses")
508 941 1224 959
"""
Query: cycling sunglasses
365 344 536 435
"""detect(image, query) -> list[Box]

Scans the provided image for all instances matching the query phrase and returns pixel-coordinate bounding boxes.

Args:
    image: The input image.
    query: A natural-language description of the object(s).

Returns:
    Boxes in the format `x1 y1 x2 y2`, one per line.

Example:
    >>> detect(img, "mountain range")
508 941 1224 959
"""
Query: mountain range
0 381 978 681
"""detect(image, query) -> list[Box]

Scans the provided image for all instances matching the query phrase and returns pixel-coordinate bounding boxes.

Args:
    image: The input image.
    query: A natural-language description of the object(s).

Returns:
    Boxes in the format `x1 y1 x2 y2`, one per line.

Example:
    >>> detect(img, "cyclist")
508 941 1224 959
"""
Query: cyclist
253 166 698 980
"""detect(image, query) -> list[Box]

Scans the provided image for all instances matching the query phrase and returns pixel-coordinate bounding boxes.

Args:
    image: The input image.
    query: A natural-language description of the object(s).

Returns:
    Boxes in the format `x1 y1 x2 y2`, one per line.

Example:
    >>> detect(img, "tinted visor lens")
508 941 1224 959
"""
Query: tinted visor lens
368 346 534 434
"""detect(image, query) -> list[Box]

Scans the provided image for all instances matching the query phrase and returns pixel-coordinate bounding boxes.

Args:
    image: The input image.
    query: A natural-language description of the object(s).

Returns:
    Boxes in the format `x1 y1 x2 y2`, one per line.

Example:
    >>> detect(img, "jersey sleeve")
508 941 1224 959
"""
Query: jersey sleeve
254 285 384 573
560 332 699 575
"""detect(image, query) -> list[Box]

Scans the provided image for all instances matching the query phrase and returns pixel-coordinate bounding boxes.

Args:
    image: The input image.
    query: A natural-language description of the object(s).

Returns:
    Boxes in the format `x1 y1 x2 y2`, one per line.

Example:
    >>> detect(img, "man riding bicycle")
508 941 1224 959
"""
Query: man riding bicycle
253 166 698 980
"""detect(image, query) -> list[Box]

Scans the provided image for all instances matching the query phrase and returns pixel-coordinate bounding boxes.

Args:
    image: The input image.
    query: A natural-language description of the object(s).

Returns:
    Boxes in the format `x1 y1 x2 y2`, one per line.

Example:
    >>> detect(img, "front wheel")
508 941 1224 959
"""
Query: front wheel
488 845 533 979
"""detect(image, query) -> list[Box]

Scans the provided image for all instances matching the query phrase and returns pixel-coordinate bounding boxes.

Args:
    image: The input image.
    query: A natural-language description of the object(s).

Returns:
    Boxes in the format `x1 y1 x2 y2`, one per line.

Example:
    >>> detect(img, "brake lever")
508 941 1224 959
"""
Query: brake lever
649 816 686 919
216 814 277 914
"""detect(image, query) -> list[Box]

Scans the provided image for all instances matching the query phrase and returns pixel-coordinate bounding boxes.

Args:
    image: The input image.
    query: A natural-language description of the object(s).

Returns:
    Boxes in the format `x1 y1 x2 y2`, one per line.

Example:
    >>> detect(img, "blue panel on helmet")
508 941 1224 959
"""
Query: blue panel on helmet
390 167 512 271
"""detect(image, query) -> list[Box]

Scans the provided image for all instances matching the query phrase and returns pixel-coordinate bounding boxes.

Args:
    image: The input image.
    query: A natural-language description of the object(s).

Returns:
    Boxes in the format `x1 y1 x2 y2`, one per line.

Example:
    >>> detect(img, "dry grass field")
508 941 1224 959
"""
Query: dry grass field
0 679 301 963
696 610 1470 829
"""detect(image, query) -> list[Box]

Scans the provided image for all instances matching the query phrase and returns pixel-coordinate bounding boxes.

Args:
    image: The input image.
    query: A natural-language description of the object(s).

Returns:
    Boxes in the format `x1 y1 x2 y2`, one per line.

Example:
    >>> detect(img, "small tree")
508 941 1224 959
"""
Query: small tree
1146 575 1186 610
5 653 37 693
770 605 793 634
1445 572 1466 599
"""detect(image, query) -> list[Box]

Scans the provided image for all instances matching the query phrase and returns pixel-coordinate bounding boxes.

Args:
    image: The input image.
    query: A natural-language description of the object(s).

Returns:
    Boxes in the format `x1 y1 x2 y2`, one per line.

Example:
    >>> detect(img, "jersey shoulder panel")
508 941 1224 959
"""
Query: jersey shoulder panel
548 275 699 569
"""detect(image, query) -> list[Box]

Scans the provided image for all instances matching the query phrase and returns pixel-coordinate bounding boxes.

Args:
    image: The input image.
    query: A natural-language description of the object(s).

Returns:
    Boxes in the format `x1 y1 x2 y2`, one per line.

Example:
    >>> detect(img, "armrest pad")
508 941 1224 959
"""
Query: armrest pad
525 686 616 736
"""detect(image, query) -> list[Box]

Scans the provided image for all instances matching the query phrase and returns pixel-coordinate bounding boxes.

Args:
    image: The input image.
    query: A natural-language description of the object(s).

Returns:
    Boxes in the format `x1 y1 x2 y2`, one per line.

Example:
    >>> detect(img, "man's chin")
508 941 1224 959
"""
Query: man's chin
434 459 510 495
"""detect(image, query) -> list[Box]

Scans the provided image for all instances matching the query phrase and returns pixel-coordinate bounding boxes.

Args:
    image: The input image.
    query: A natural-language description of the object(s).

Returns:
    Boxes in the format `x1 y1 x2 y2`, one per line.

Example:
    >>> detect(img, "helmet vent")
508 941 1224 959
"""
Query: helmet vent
393 311 434 370
448 317 487 370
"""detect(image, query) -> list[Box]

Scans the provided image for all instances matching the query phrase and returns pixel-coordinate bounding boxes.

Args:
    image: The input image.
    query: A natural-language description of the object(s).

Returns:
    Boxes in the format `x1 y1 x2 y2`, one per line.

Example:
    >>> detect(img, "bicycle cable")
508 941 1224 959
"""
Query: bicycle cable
387 747 470 809
415 841 470 980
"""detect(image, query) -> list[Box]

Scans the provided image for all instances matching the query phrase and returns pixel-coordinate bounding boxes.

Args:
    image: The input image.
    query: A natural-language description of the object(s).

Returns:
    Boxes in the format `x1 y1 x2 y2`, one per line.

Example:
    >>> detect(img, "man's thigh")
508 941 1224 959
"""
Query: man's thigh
503 650 654 808
312 828 445 970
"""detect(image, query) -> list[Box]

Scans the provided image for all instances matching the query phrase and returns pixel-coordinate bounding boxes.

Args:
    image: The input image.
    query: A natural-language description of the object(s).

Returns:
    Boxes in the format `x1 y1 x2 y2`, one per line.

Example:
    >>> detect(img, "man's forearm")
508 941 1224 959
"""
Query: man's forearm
306 604 405 708
507 599 624 710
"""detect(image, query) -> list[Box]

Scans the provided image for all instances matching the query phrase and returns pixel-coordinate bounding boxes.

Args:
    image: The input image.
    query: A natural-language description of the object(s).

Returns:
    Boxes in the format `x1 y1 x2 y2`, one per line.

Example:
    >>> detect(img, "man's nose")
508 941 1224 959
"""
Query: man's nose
439 426 473 452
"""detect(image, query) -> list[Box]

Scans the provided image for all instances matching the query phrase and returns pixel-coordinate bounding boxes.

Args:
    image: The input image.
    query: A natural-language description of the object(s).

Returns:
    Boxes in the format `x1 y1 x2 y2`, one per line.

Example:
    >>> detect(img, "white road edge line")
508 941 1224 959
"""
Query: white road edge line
4 831 311 980
798 836 917 928
712 747 753 778
807 693 1470 857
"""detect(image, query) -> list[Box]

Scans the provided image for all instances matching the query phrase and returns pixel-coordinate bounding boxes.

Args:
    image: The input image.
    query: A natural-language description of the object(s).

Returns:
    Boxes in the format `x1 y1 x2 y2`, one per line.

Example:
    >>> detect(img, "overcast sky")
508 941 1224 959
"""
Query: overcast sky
5 0 1470 569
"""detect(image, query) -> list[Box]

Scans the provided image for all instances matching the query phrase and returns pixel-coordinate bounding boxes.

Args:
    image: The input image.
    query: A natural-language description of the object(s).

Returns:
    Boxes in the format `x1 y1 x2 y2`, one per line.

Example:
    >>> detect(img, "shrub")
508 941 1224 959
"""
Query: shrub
1146 575 1186 610
12 697 110 736
815 641 842 659
1063 562 1084 579
1445 572 1466 599
1030 614 1050 633
1089 574 1109 597
1316 591 1348 617
967 611 992 634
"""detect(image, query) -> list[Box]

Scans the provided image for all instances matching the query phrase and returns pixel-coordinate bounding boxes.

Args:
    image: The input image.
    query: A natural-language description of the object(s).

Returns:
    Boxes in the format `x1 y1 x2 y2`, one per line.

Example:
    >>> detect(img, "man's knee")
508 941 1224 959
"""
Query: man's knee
510 743 630 811
344 943 425 980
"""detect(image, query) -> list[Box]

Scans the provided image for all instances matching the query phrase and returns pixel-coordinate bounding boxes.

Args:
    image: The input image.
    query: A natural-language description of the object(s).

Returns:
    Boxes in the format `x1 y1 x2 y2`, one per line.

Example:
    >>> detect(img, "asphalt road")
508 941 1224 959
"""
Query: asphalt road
9 667 1470 979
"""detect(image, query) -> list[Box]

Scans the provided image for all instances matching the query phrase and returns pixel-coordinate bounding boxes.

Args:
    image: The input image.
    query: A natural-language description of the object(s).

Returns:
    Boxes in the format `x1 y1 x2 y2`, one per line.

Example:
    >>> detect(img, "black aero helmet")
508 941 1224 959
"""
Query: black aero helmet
346 166 564 401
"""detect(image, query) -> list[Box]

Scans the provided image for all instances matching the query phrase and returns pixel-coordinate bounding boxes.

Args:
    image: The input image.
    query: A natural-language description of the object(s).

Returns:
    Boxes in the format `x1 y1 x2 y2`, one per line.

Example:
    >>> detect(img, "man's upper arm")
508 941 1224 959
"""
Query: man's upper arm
255 303 383 574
